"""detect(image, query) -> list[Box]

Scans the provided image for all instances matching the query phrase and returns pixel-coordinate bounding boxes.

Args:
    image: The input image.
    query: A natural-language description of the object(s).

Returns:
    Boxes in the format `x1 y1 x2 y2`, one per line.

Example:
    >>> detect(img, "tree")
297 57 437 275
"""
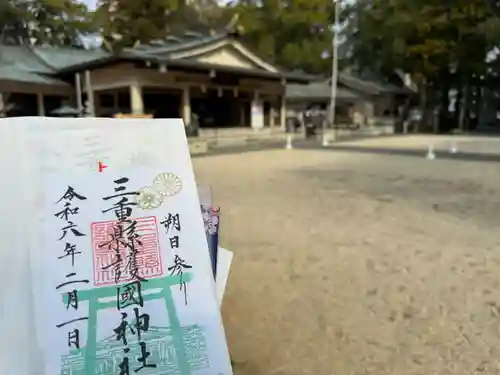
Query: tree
31 0 93 47
344 0 500 132
0 0 93 46
95 0 233 52
0 0 31 44
95 0 179 52
485 0 500 17
223 0 338 74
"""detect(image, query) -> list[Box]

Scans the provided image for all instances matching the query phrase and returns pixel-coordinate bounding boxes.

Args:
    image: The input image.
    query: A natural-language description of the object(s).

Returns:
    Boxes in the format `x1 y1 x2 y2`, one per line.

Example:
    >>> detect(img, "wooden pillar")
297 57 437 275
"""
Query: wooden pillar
94 93 100 117
240 101 246 126
130 82 144 115
251 91 264 129
181 86 191 125
36 92 45 116
84 70 95 116
364 101 374 126
270 102 276 127
280 95 286 129
0 92 5 117
75 73 83 112
113 92 119 112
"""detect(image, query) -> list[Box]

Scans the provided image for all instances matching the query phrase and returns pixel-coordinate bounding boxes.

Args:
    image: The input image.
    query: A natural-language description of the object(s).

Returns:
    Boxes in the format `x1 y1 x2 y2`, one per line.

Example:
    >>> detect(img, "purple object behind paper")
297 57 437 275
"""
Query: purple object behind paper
202 205 219 279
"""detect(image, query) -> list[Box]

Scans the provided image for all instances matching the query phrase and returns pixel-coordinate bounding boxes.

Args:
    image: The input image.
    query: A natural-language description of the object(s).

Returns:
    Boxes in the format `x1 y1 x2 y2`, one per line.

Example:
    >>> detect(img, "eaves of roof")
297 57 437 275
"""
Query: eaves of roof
337 73 411 95
0 66 69 86
147 55 315 83
31 45 110 70
133 34 228 55
55 53 315 83
286 82 361 101
0 44 56 74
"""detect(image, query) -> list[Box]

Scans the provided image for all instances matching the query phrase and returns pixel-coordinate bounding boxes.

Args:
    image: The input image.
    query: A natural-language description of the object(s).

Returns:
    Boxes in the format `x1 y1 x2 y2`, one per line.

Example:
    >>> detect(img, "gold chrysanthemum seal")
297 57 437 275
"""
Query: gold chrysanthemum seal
135 186 164 210
153 173 182 198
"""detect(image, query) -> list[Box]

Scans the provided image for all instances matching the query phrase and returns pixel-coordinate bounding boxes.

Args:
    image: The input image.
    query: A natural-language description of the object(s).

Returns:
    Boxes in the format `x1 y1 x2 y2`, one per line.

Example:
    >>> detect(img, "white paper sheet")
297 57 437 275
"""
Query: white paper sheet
0 119 43 375
1 117 232 375
197 186 212 207
216 247 233 305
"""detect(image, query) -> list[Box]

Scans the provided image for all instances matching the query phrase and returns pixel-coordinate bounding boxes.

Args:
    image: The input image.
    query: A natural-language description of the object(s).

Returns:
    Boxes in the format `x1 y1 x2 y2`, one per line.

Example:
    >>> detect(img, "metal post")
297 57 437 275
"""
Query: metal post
323 0 340 146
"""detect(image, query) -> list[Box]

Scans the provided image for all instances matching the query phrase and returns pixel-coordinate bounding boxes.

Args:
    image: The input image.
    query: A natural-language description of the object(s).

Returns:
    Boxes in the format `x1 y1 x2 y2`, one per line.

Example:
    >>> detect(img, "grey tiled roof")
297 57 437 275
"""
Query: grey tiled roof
0 45 55 74
337 73 410 95
36 33 239 71
286 82 361 101
128 34 227 57
32 46 109 70
0 44 105 85
0 32 313 85
0 66 69 86
0 45 69 86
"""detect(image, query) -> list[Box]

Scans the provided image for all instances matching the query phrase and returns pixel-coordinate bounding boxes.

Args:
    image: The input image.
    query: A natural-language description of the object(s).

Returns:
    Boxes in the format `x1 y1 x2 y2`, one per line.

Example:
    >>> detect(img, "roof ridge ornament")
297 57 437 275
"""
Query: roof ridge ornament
225 13 240 34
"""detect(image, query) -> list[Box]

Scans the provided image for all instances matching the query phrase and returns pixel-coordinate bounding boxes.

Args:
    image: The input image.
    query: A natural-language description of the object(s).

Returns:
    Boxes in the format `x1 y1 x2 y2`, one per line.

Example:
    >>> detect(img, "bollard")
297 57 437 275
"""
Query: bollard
426 144 436 160
322 134 329 147
285 134 293 149
449 141 458 154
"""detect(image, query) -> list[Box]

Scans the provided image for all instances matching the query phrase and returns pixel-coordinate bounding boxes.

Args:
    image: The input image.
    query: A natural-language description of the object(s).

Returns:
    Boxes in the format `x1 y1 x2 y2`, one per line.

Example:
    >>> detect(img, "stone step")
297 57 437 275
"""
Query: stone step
188 140 208 155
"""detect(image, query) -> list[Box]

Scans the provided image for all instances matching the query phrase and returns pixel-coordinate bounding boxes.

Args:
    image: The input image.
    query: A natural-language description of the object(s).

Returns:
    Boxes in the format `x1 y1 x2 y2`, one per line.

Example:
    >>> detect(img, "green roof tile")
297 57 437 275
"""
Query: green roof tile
337 73 410 95
32 46 109 70
129 34 226 56
0 66 68 86
0 45 54 73
286 82 361 100
0 45 69 85
0 31 313 86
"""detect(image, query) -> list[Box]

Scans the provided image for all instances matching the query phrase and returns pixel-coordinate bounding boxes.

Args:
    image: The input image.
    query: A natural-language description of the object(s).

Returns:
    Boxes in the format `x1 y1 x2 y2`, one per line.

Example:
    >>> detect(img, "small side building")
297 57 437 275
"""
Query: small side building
286 72 413 130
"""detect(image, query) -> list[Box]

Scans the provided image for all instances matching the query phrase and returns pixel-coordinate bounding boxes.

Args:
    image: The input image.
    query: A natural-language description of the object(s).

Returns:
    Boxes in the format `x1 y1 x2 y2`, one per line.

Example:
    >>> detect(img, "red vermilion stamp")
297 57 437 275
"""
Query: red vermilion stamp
91 216 163 286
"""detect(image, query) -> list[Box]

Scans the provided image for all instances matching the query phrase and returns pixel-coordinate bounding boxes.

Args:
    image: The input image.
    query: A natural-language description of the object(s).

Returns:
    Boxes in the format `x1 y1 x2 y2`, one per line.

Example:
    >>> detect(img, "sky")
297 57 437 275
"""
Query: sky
83 0 97 10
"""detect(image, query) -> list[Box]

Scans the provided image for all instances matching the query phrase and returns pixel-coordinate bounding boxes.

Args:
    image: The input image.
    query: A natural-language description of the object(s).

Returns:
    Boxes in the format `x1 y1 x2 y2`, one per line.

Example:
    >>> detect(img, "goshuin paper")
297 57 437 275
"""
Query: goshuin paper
3 117 232 375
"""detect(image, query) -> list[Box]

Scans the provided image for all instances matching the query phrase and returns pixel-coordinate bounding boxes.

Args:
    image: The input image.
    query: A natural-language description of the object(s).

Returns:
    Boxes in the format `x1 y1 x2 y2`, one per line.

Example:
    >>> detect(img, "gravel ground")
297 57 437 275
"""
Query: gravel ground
193 141 500 375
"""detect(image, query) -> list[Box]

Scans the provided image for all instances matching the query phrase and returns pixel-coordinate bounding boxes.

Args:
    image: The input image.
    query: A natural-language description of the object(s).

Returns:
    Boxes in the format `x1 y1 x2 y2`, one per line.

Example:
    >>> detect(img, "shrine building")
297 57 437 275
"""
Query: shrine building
0 31 312 132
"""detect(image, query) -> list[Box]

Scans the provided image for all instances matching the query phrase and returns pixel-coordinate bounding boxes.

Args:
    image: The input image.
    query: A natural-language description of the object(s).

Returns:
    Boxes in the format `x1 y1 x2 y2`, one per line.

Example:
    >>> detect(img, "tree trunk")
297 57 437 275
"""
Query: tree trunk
462 78 472 131
438 68 451 133
458 86 466 131
456 71 473 132
454 87 462 130
418 83 427 133
472 85 481 130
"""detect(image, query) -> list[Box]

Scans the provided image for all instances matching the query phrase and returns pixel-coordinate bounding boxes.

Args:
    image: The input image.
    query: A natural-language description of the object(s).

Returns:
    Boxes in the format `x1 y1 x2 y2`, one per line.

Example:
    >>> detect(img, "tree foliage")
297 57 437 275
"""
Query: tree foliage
33 0 93 46
95 0 228 52
341 0 500 131
0 0 30 44
95 0 173 51
344 0 497 81
222 0 337 74
0 0 93 46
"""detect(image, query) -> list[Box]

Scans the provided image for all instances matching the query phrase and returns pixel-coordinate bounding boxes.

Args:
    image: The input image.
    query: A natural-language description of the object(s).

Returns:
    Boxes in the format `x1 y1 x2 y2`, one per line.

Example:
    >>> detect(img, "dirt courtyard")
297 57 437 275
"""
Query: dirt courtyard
193 139 500 375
